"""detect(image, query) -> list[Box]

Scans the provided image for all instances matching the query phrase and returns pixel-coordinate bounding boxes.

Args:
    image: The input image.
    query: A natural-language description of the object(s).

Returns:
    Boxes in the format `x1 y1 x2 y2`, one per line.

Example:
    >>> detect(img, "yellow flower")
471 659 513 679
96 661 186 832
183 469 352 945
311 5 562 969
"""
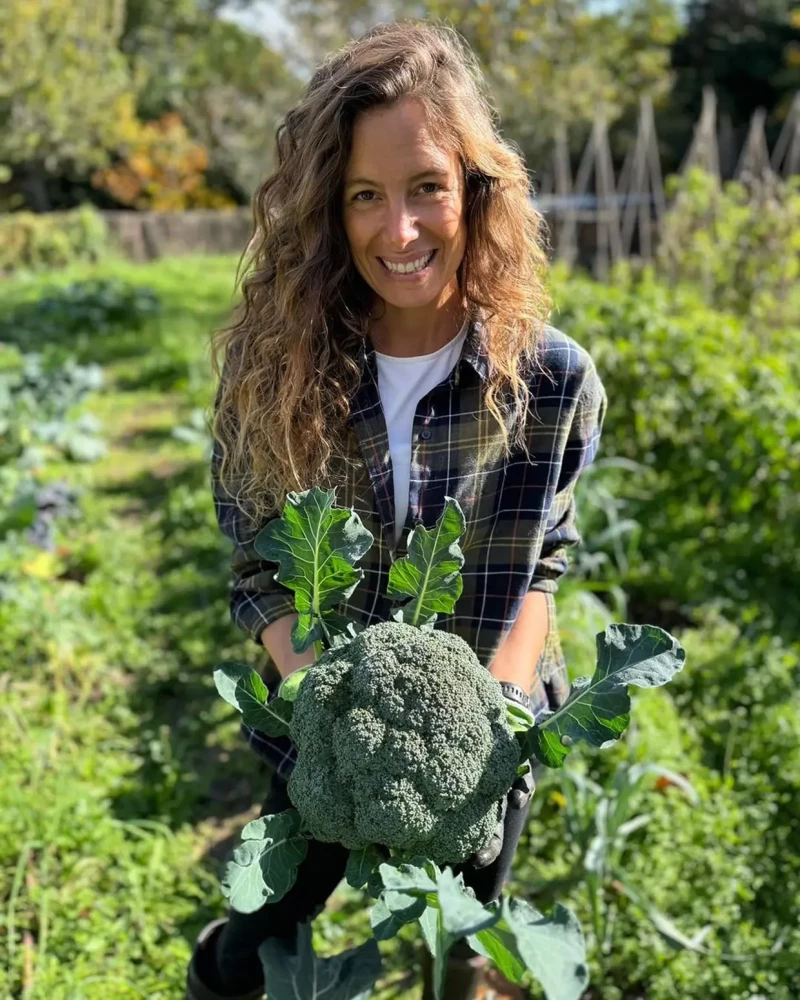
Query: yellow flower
22 551 59 579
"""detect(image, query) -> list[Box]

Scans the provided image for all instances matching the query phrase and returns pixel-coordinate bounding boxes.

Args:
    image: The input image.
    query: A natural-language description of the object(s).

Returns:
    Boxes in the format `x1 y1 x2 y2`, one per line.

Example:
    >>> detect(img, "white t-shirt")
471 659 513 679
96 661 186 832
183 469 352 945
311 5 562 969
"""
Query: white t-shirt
374 319 469 544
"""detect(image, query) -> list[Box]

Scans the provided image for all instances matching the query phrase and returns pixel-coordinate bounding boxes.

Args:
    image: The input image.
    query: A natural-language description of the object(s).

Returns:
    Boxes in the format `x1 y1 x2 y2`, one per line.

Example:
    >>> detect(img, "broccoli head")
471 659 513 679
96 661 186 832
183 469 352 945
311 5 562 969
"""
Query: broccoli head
287 621 521 864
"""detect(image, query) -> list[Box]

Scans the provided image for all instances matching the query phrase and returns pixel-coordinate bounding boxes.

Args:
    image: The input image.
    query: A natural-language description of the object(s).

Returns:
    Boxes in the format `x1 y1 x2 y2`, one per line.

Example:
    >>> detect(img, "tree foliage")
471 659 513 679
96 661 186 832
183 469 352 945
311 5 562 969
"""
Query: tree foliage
276 0 680 165
0 0 138 209
122 4 303 198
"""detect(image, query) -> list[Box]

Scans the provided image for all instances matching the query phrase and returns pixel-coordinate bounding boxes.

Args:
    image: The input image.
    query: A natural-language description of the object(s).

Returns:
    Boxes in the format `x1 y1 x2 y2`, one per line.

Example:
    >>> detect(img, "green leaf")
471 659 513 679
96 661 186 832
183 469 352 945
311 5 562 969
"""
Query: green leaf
214 664 293 737
236 674 293 737
387 496 465 627
278 668 310 704
221 810 308 914
468 908 527 985
418 903 439 957
345 845 386 891
370 891 426 940
255 487 374 652
213 661 252 709
437 868 498 939
377 862 496 1000
524 624 686 768
259 923 381 1000
506 701 536 733
502 899 588 1000
378 860 438 896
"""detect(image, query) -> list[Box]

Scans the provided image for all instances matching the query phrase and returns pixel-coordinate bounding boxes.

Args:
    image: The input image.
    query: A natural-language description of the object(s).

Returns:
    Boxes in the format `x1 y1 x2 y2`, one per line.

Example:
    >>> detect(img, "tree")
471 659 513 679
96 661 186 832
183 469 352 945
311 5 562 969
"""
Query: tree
664 0 800 173
0 0 138 210
121 1 303 199
274 0 680 169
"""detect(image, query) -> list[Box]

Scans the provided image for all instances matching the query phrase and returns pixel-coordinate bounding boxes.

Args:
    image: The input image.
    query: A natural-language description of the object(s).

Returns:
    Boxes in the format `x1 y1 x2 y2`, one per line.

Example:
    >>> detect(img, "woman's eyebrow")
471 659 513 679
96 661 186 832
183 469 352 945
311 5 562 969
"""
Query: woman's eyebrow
344 168 449 188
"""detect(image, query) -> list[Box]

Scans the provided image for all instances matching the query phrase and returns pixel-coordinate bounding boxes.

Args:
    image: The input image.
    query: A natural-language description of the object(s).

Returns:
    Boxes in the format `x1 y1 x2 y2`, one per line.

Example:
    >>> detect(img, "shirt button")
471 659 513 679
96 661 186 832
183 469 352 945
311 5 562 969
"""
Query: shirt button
419 429 432 441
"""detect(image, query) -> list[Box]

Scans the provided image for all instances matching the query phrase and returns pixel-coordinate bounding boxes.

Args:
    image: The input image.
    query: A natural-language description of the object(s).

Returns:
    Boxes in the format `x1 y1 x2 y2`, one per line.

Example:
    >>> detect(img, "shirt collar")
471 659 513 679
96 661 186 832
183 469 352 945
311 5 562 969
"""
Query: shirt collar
356 313 491 385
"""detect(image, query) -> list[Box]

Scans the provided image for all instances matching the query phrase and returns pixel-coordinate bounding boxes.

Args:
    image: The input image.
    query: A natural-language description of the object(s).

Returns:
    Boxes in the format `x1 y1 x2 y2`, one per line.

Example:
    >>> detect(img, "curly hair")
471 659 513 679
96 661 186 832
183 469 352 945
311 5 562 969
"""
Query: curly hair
211 18 551 526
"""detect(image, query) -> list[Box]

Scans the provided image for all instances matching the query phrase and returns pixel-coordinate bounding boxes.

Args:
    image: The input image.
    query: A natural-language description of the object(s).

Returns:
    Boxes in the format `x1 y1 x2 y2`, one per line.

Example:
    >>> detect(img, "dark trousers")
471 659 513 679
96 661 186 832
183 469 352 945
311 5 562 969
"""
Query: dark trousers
210 777 531 994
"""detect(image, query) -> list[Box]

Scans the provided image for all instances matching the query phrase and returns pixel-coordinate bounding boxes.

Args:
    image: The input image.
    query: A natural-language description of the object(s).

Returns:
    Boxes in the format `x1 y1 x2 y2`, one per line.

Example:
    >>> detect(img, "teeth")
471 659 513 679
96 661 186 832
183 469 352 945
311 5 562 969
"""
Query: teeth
382 251 434 273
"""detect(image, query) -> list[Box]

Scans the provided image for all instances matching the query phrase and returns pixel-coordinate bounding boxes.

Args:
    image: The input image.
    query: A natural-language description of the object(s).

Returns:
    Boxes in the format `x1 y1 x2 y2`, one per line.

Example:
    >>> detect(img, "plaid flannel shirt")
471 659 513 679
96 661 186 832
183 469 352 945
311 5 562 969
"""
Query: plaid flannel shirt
211 319 607 778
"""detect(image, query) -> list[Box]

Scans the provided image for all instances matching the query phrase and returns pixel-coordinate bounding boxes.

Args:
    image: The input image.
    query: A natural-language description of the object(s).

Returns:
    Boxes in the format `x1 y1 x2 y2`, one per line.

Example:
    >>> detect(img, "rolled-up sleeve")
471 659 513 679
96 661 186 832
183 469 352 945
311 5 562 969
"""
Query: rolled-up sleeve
528 360 607 595
210 417 296 646
526 360 607 703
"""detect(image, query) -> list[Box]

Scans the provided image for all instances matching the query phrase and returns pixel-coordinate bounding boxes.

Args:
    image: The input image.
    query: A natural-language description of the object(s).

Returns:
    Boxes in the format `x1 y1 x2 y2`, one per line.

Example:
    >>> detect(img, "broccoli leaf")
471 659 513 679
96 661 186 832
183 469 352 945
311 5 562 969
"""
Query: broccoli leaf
378 860 437 896
418 903 439 956
467 906 527 985
430 870 498 1000
387 496 465 627
370 891 426 940
213 661 252 708
255 487 374 652
259 923 382 1000
278 667 311 703
378 862 499 1000
346 845 386 891
506 701 536 733
501 899 588 1000
521 624 686 768
213 663 293 737
221 810 308 914
437 868 497 938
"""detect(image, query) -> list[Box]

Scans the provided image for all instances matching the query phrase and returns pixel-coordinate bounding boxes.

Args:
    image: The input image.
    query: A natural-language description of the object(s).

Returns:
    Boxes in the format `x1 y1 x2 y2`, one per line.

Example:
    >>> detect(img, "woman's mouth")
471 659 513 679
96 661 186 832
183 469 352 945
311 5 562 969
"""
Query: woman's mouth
377 249 437 279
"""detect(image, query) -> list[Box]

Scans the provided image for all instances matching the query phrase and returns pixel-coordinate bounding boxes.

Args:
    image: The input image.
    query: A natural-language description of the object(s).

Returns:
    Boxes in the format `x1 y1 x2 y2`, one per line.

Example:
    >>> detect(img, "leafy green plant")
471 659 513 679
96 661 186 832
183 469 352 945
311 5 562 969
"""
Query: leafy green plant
532 760 703 956
0 347 106 466
555 268 800 637
658 168 800 324
0 278 161 346
213 486 685 999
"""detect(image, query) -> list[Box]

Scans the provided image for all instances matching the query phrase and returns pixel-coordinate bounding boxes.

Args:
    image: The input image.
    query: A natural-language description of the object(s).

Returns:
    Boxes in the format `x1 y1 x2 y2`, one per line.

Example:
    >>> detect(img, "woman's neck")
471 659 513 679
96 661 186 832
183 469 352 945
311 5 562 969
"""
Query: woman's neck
368 290 467 358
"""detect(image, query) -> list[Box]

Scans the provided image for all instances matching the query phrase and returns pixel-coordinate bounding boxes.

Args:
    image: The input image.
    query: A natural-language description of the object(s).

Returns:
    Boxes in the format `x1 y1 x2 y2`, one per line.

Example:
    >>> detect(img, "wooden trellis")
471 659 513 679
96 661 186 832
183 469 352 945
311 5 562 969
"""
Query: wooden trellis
537 86 800 270
772 92 800 178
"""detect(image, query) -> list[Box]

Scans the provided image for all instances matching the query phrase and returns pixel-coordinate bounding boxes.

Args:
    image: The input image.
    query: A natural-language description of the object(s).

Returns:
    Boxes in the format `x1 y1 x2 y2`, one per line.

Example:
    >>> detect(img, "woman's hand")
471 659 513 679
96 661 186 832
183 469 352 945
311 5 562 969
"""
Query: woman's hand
468 769 536 869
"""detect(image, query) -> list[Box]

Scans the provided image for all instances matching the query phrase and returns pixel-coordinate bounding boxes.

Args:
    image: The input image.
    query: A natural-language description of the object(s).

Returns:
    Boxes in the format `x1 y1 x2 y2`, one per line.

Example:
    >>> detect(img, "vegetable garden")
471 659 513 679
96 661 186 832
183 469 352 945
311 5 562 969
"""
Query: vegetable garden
0 240 798 999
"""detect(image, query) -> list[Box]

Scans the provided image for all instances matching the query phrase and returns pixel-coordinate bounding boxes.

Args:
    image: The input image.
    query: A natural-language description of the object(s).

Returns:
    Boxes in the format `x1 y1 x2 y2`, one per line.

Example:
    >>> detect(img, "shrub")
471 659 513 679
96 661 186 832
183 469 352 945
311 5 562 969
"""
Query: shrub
0 204 109 275
0 277 161 346
554 269 800 636
518 609 800 1000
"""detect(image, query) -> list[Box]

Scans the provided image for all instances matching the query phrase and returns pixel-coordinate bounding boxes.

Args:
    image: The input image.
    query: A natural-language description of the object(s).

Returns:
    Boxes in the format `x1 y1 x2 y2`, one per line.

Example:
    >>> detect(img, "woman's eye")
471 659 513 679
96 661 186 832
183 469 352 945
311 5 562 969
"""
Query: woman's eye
352 182 442 203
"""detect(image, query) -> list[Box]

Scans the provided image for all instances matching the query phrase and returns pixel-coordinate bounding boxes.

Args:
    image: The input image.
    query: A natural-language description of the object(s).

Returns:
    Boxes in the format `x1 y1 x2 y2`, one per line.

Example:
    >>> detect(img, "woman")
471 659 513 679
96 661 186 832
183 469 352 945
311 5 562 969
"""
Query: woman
189 19 606 1000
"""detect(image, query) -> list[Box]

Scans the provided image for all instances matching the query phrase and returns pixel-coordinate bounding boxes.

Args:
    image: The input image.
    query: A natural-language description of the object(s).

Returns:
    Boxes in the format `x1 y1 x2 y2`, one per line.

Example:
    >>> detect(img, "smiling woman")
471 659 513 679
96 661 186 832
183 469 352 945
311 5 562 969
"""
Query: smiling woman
342 99 468 358
195 18 607 1000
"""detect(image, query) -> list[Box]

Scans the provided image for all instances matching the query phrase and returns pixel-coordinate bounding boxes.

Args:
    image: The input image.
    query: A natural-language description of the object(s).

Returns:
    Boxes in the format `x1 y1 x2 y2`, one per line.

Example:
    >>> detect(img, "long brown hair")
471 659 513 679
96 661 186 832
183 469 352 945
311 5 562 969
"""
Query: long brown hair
211 19 551 525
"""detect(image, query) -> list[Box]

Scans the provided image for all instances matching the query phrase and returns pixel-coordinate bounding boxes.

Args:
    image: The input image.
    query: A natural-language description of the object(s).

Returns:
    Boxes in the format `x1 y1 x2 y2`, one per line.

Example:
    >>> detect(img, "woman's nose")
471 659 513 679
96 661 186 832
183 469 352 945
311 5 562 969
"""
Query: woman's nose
384 201 419 246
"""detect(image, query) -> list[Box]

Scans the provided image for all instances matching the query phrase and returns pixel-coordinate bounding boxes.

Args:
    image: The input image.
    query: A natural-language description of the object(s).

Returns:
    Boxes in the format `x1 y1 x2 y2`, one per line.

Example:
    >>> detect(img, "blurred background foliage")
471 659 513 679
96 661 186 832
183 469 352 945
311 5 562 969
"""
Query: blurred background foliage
1 0 799 212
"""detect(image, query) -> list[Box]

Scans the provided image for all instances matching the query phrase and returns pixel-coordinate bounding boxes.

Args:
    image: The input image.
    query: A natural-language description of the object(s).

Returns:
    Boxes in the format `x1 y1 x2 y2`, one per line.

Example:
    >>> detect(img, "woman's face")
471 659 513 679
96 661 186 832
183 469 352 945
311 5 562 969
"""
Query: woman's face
342 97 467 312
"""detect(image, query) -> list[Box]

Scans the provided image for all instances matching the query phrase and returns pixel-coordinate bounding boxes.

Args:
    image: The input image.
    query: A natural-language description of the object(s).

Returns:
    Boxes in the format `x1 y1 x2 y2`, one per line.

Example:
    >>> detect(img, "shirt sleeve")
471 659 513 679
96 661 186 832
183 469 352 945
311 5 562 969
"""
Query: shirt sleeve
528 359 607 595
527 359 607 696
210 403 296 646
